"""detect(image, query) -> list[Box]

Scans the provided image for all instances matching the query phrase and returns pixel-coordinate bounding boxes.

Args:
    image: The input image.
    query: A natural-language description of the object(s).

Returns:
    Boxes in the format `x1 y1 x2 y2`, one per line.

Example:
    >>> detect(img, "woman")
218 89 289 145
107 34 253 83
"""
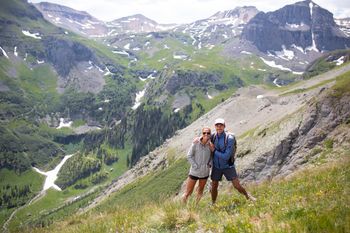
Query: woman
182 127 212 204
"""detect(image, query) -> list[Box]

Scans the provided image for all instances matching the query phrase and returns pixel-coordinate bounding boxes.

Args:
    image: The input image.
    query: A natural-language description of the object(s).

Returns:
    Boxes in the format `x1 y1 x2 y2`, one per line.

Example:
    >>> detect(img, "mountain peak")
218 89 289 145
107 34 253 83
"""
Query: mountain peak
111 14 158 25
210 6 258 20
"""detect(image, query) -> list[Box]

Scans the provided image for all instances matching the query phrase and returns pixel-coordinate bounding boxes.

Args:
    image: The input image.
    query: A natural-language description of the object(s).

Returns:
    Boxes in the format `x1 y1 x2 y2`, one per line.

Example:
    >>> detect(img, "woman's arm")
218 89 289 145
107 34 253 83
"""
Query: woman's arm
187 143 198 169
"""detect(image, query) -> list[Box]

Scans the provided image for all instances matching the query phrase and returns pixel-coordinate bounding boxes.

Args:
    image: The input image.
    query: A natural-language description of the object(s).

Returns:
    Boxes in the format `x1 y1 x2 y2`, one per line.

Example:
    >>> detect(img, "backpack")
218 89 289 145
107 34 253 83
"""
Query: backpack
211 132 237 166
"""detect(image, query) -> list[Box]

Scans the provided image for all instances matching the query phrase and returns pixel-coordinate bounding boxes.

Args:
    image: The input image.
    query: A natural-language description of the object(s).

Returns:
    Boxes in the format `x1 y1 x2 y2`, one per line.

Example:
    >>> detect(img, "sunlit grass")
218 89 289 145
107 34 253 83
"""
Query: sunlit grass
28 153 350 233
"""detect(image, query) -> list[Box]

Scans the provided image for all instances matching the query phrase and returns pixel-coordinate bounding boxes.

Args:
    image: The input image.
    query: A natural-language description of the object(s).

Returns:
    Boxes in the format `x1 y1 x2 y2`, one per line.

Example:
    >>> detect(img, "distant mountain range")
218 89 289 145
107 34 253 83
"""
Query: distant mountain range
34 1 350 73
35 2 176 37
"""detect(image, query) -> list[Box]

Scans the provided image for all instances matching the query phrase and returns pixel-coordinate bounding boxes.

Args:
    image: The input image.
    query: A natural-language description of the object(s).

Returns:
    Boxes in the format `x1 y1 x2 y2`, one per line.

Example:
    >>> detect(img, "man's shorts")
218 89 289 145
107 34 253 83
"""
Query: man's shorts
211 166 238 181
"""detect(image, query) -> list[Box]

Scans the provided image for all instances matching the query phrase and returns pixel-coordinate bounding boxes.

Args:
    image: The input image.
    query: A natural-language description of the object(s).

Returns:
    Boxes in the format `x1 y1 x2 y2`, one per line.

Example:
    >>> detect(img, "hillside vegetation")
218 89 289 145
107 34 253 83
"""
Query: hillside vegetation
28 153 350 233
17 73 350 232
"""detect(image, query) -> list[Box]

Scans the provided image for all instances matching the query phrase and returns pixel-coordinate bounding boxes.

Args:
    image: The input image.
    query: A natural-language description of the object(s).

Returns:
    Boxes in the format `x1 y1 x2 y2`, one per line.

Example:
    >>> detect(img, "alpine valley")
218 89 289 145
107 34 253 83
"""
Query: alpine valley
0 0 349 232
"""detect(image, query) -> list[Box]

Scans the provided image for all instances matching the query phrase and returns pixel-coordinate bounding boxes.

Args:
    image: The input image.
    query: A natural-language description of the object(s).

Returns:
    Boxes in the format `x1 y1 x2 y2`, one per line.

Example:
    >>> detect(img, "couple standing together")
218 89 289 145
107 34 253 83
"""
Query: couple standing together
183 118 256 204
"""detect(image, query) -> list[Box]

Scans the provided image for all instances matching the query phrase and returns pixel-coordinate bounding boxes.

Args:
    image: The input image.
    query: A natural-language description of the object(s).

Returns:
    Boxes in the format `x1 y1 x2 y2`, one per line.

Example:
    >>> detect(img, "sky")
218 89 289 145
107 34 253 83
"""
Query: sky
30 0 350 24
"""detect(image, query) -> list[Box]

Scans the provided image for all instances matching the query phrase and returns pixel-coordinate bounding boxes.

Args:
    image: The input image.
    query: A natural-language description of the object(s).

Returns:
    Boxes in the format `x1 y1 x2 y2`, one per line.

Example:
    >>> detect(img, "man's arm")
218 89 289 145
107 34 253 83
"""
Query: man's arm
213 135 235 160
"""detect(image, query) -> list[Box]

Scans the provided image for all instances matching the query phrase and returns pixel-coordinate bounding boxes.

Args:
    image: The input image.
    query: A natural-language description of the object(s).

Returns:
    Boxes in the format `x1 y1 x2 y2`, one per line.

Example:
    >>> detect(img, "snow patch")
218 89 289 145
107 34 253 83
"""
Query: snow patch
260 57 302 74
240 51 252 55
275 45 294 60
174 108 181 113
112 50 129 56
334 56 345 66
291 44 306 54
22 30 42 39
104 67 113 76
273 79 282 87
124 43 130 50
173 54 188 60
56 118 73 129
0 46 9 59
256 95 264 99
33 154 75 191
207 92 213 99
131 89 146 110
14 46 18 57
37 60 45 64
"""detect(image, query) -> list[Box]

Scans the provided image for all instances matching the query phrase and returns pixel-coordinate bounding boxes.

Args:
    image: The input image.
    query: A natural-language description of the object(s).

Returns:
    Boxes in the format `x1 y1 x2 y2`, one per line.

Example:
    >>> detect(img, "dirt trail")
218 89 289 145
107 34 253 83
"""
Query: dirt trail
81 63 350 212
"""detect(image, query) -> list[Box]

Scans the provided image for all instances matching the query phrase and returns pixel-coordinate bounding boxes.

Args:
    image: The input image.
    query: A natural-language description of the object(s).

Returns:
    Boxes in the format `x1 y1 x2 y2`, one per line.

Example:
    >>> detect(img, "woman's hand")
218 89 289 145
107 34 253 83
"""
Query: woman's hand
209 142 215 152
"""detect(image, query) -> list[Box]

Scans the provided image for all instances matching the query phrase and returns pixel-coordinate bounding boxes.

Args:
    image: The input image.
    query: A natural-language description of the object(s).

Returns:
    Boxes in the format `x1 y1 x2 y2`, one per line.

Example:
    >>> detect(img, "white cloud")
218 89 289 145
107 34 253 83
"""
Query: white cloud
30 0 350 23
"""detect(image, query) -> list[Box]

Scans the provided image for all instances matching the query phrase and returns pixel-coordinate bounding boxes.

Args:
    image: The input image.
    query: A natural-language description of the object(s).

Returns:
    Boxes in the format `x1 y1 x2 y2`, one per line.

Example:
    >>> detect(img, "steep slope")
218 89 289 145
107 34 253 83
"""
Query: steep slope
242 0 350 52
80 63 350 212
175 6 259 48
19 61 350 233
237 0 350 73
34 2 108 37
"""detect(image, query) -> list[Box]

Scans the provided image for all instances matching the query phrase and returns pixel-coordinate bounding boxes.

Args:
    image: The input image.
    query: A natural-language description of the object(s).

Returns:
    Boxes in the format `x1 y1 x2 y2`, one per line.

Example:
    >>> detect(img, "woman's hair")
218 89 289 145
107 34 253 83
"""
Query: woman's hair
202 126 211 133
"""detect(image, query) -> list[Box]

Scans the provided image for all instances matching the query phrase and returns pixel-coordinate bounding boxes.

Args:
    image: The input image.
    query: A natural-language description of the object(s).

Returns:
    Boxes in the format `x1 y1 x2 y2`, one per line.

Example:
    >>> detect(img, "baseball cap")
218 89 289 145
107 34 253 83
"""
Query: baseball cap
214 118 225 125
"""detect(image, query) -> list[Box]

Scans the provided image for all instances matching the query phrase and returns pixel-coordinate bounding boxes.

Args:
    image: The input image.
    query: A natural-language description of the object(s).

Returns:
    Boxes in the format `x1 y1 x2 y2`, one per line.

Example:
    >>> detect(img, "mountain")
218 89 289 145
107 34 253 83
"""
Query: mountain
231 0 350 73
335 17 350 37
1 0 350 231
174 6 259 48
34 2 108 37
23 63 350 232
35 2 176 37
242 0 350 52
107 14 176 35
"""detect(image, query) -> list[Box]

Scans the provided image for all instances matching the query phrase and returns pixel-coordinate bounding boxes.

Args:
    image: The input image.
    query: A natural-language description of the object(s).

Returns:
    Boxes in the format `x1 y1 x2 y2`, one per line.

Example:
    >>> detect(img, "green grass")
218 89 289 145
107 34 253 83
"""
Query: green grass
27 153 350 233
331 70 350 97
280 78 336 96
0 169 44 226
96 158 189 212
71 119 86 128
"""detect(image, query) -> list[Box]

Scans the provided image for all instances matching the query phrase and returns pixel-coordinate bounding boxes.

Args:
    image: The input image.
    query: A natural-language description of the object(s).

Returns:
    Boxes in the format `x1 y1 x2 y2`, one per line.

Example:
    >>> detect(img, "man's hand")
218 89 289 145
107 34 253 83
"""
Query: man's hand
209 142 215 152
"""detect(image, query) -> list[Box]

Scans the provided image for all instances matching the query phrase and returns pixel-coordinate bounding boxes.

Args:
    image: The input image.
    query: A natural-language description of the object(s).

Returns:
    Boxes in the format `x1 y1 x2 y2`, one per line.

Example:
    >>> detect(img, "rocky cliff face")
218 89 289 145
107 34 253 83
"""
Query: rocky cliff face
240 91 350 182
241 0 350 52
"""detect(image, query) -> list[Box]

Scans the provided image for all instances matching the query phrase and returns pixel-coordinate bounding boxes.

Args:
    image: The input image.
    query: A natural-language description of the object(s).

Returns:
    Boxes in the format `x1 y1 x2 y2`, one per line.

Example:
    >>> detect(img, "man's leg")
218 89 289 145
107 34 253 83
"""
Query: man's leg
211 180 219 204
196 178 207 204
232 178 249 199
183 177 197 203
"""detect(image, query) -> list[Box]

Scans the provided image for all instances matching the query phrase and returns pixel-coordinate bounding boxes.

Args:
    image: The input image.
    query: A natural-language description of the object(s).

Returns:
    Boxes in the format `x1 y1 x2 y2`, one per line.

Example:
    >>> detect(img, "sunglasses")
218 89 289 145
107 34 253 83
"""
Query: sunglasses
202 132 211 135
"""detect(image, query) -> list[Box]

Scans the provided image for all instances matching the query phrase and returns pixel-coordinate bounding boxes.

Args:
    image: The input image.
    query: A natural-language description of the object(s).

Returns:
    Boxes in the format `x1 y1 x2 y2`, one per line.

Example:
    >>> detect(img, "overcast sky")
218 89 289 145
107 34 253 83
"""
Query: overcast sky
30 0 350 24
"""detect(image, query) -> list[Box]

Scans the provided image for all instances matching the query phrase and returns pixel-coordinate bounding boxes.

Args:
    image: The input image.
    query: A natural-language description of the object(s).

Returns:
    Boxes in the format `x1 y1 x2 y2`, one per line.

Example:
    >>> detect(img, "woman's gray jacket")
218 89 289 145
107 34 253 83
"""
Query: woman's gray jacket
187 139 212 178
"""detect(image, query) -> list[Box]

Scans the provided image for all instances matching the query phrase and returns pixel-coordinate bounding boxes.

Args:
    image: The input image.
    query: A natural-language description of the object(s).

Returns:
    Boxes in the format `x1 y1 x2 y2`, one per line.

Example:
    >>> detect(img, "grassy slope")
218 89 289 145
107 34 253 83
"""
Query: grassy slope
28 152 350 233
0 169 44 227
6 145 131 231
22 66 350 232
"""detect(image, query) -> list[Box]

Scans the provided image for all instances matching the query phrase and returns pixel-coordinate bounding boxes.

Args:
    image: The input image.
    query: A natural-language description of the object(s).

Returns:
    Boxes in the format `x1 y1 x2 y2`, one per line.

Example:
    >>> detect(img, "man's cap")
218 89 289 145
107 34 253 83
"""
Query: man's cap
214 118 225 125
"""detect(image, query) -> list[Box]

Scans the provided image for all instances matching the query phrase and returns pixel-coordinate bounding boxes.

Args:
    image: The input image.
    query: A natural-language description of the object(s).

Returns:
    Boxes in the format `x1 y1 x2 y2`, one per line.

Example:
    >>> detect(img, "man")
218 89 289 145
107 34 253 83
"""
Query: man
209 118 256 203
